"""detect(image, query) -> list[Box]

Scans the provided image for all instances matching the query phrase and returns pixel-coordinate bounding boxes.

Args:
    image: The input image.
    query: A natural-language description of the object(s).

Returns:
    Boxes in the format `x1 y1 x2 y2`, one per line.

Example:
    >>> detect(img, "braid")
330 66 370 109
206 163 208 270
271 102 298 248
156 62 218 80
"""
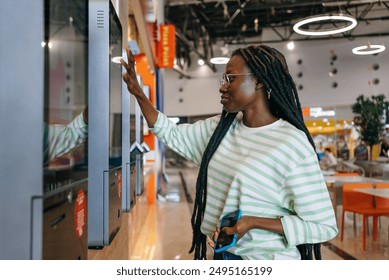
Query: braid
298 243 322 260
189 110 238 260
233 45 321 260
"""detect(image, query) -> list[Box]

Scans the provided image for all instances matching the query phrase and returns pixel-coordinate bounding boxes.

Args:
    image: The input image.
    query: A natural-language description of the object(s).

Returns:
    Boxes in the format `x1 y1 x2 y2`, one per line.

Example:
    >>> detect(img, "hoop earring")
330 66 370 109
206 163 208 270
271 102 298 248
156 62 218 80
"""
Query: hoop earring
267 88 272 99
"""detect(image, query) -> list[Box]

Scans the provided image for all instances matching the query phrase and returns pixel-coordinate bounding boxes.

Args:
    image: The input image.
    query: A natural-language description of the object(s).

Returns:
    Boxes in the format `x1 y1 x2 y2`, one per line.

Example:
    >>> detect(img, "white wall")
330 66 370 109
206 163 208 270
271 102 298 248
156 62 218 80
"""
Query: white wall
163 36 389 117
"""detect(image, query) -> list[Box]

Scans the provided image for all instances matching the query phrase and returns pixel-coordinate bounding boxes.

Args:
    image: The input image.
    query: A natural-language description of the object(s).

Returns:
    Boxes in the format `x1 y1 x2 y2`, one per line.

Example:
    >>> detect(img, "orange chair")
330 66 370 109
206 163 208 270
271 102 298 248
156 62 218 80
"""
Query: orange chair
372 183 389 240
341 183 389 250
341 183 374 250
375 183 389 209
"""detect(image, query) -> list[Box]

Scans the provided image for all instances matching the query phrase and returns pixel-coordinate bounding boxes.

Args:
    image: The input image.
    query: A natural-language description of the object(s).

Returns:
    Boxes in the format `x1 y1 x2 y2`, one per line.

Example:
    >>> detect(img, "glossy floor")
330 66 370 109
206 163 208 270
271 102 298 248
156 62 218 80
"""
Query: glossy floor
128 166 389 260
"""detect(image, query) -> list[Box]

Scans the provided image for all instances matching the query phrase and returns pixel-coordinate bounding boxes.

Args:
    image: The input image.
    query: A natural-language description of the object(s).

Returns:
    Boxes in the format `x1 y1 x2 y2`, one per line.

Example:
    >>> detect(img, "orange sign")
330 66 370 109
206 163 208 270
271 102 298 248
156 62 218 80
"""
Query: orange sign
118 170 122 198
302 107 310 117
74 190 86 238
157 24 176 68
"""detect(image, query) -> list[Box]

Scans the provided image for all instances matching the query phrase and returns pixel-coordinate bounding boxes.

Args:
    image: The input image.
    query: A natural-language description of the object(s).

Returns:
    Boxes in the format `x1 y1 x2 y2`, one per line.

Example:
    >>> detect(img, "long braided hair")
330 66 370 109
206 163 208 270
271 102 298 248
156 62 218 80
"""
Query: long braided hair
189 45 321 260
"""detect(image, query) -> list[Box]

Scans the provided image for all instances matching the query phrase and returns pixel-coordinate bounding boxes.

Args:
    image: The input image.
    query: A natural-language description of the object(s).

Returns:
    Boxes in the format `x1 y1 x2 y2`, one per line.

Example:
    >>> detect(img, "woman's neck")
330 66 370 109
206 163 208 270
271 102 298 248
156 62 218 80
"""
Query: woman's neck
242 111 279 128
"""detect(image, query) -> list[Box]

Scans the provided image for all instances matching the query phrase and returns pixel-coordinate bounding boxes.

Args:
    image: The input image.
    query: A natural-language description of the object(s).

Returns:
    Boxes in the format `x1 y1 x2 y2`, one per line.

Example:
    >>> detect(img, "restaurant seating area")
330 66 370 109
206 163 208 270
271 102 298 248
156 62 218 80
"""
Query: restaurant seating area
321 165 389 259
127 166 389 260
340 183 389 250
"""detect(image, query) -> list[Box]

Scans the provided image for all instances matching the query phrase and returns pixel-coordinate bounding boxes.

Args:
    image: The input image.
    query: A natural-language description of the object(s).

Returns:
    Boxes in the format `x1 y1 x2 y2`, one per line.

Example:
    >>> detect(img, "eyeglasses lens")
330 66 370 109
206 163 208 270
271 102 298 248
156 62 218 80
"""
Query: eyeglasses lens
220 73 229 87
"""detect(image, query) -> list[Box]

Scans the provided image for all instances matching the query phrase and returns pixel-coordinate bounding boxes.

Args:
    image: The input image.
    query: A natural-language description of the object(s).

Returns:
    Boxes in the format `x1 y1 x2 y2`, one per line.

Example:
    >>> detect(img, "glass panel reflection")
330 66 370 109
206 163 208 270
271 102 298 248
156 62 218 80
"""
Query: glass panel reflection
43 0 88 192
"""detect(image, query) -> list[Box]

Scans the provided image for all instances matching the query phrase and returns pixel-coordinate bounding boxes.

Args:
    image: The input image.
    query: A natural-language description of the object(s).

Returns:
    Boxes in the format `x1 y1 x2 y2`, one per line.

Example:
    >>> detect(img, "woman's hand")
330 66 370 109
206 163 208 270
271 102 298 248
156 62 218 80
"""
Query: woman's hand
211 216 253 247
222 216 253 240
211 215 284 245
121 48 144 97
209 227 221 249
120 48 159 127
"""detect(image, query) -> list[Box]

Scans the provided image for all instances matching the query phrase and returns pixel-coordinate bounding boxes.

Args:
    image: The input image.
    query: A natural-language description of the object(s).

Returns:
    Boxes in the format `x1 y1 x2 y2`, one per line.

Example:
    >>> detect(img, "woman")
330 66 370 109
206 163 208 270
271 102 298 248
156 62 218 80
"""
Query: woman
121 45 338 260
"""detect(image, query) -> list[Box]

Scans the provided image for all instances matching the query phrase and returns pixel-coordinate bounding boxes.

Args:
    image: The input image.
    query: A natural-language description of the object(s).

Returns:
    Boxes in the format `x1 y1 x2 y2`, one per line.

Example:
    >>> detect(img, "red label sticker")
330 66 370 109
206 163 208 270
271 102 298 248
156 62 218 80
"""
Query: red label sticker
74 190 86 238
118 170 122 198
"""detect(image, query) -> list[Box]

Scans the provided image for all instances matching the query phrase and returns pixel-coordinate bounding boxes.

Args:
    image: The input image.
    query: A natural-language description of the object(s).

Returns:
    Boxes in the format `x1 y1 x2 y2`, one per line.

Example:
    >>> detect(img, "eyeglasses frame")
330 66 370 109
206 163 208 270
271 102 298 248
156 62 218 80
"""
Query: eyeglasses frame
220 73 254 87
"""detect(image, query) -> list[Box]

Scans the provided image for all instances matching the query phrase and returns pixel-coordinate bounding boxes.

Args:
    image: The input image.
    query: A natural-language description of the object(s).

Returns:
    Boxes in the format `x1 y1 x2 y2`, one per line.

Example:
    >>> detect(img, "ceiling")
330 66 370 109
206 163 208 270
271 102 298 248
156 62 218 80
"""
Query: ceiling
164 0 389 70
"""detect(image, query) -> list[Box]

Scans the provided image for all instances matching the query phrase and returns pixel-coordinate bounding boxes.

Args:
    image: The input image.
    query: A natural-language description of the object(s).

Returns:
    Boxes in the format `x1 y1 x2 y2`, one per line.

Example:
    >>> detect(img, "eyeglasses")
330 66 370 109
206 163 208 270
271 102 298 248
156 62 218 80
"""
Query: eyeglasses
220 73 253 87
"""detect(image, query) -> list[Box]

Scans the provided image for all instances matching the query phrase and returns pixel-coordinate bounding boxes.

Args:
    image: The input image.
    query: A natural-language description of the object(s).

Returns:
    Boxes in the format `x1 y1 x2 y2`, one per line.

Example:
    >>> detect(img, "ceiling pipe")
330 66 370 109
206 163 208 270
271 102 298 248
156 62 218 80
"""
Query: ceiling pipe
173 65 191 79
225 0 251 27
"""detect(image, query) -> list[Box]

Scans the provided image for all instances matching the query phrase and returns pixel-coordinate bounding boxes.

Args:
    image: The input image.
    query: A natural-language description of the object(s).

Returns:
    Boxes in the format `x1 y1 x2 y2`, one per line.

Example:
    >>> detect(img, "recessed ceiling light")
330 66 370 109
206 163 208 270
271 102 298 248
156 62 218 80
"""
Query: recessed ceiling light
210 57 230 64
352 44 386 55
293 14 357 36
287 41 295 50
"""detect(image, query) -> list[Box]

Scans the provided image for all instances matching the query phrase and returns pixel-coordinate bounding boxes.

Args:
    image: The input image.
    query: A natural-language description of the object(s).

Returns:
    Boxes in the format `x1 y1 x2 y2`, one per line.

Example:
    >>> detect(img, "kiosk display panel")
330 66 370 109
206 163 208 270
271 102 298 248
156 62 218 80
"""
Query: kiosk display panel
88 0 123 247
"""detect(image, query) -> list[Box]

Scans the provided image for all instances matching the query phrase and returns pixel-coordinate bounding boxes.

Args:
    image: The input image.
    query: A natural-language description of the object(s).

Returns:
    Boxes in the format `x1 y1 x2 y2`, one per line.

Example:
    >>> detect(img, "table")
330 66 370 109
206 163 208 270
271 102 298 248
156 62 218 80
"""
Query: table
354 188 389 199
354 188 389 259
324 176 382 185
324 176 383 218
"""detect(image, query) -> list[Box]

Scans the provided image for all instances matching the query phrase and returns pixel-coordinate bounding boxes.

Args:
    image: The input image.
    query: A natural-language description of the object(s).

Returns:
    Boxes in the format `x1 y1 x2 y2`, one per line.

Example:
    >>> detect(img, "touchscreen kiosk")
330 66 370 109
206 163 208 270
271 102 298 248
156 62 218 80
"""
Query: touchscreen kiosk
88 0 123 247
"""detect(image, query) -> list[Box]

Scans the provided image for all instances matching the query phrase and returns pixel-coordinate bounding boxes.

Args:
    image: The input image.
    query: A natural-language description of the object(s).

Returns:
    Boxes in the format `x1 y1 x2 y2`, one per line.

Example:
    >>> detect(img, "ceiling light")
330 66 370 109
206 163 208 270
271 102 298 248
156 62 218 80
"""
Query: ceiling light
254 18 259 32
198 59 205 66
293 14 357 36
352 44 386 55
210 57 230 64
287 41 295 50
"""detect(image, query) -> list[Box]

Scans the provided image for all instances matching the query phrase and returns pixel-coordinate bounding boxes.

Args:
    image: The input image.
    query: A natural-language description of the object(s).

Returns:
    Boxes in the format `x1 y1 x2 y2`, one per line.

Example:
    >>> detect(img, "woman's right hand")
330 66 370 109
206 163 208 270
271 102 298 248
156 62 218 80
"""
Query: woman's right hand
121 48 159 127
209 227 221 249
121 48 144 97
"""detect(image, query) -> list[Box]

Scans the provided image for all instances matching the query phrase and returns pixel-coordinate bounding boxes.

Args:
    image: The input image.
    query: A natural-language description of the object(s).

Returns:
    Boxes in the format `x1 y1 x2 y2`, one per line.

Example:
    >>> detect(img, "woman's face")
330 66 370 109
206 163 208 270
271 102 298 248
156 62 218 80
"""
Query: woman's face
219 54 260 113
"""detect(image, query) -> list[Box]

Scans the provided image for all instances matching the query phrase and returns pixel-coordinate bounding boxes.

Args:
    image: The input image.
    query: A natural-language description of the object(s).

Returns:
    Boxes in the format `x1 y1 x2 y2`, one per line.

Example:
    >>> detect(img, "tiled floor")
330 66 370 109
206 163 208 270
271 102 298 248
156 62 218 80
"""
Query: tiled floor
128 166 389 260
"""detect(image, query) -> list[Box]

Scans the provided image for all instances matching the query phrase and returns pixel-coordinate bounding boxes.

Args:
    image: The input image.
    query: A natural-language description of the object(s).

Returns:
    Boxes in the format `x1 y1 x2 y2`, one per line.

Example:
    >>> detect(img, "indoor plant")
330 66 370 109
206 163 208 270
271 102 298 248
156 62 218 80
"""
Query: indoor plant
351 94 388 160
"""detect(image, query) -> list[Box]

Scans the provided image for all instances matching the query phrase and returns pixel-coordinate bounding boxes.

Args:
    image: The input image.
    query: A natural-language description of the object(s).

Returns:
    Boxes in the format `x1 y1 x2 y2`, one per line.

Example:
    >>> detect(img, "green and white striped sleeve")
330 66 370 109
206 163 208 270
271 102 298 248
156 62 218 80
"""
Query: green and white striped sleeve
150 111 220 165
280 155 338 245
44 112 88 163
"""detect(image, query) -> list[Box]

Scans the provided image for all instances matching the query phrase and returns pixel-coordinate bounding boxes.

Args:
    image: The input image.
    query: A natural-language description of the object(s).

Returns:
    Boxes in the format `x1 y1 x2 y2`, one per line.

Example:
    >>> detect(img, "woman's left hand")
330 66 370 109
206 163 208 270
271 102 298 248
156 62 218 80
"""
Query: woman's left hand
211 215 283 247
210 216 253 246
221 216 253 240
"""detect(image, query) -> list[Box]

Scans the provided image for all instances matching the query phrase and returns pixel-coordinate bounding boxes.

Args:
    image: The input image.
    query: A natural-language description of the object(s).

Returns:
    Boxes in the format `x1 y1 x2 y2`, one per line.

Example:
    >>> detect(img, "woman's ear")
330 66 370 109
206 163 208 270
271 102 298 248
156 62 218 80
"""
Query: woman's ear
255 82 264 90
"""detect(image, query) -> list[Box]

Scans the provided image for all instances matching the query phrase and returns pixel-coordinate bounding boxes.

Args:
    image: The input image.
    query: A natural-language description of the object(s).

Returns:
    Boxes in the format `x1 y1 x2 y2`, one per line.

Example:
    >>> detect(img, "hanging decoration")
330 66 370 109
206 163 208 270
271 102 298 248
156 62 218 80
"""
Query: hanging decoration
293 14 357 36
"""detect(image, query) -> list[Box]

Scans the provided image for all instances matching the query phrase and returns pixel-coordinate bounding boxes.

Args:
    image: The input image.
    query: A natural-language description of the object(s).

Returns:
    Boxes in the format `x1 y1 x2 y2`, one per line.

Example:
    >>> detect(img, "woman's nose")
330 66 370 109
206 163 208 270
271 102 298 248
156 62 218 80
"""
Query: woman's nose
219 85 227 93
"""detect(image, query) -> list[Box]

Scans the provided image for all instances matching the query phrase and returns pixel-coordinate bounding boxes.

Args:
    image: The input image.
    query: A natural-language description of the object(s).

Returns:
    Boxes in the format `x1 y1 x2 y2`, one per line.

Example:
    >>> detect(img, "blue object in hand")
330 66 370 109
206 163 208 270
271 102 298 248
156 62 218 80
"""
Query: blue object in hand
214 209 242 253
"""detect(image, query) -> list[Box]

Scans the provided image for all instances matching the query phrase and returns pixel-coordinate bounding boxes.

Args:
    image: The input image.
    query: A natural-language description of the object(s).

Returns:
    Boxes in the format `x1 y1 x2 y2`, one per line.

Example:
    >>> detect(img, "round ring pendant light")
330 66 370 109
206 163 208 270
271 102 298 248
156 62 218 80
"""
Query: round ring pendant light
352 44 386 55
293 14 357 36
210 57 230 64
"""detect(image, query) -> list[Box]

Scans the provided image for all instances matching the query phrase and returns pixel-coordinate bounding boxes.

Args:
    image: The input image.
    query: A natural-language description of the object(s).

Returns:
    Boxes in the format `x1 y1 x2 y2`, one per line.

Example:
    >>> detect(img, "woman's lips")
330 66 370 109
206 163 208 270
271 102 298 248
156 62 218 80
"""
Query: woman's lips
220 95 228 104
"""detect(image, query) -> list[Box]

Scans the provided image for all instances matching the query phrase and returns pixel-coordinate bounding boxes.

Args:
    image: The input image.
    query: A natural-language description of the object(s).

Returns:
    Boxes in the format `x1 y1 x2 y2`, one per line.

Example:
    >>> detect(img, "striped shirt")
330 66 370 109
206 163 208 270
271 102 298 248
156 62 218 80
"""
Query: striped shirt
151 111 338 260
43 113 88 164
